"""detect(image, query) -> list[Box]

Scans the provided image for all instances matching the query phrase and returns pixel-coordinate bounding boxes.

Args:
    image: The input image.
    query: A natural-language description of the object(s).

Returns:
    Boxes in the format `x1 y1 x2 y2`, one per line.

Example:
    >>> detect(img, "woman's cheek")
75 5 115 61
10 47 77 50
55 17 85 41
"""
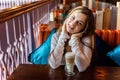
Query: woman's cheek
66 26 69 32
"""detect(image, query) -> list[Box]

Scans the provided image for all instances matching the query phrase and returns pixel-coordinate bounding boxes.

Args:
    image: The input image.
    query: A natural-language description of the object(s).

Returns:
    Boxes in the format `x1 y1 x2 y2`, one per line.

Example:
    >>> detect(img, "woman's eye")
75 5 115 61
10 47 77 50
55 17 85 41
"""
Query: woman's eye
77 21 83 26
70 16 75 20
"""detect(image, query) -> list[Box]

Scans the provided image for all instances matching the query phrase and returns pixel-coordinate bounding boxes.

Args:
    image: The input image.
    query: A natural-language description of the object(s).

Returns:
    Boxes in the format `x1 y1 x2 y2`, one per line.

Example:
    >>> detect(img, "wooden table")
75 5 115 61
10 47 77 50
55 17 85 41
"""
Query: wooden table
8 64 120 80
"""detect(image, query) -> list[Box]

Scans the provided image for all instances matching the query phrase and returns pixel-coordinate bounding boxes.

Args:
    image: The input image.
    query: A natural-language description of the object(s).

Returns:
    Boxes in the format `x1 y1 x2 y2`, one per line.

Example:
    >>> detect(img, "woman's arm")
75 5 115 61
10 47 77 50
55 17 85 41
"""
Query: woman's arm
48 32 69 69
69 36 93 72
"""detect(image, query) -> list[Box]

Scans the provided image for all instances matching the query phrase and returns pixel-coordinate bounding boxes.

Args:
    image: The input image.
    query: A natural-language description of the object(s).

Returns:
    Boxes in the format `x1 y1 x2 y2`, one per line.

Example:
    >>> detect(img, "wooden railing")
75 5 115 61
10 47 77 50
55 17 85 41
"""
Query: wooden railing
0 0 60 80
0 0 38 10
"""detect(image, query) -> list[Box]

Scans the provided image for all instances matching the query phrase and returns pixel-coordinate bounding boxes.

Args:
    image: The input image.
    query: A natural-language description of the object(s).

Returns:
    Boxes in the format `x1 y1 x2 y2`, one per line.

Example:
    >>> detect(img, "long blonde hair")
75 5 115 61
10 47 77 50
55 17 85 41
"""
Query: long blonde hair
57 6 95 50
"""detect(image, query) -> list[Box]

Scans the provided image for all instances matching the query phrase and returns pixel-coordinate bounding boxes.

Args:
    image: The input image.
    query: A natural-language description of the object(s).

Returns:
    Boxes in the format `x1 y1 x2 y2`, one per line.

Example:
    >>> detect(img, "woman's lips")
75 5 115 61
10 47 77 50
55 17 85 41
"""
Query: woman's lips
68 24 74 30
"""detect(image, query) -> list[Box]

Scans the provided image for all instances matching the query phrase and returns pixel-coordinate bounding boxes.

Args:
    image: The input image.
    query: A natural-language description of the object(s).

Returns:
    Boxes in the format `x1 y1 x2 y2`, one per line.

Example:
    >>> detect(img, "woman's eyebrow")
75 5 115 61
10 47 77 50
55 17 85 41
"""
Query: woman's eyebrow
78 20 85 24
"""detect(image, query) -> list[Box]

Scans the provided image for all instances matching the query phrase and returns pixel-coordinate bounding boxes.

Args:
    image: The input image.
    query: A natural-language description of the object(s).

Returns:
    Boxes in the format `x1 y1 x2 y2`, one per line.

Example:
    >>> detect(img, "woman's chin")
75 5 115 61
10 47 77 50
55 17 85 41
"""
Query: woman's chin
67 31 74 34
67 28 72 33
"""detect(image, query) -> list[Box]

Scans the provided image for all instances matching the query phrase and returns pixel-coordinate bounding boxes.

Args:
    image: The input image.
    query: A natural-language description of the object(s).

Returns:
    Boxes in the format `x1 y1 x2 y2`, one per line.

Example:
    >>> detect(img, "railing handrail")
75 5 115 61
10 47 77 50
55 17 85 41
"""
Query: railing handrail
0 0 53 23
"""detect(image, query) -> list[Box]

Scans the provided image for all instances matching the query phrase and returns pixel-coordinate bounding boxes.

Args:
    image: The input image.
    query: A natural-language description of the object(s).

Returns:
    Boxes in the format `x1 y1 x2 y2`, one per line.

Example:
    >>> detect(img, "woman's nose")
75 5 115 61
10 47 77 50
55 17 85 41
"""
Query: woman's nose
70 20 76 27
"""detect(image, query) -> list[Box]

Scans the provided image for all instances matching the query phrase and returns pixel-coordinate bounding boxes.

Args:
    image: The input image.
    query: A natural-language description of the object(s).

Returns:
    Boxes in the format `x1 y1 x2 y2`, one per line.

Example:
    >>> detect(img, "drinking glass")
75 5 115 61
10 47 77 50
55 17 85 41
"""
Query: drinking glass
65 52 75 76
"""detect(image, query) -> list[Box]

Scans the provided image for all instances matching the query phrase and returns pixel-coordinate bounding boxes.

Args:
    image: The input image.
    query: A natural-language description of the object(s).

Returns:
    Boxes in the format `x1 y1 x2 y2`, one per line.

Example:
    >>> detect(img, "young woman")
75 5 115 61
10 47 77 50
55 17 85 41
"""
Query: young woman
48 6 95 72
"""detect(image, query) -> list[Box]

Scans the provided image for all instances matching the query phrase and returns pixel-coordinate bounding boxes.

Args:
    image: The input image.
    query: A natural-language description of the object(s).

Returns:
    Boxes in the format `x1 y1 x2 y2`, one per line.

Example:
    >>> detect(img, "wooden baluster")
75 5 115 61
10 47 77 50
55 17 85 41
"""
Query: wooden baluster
34 8 40 48
21 15 27 63
14 15 26 64
0 42 4 80
39 6 43 23
0 61 1 80
0 23 7 80
45 5 49 23
3 0 6 9
22 14 29 63
5 21 15 75
42 5 49 23
34 8 38 26
31 10 38 48
1 60 7 80
26 12 32 53
11 0 14 8
0 23 10 79
38 6 42 24
12 18 20 68
8 19 19 70
0 0 3 10
13 17 21 67
36 7 40 26
18 15 25 64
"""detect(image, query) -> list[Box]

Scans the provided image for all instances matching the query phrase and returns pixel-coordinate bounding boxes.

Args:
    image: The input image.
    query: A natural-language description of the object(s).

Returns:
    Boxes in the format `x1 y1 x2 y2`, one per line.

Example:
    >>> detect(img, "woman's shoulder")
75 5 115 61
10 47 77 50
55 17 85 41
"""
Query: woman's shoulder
52 31 60 39
83 35 94 42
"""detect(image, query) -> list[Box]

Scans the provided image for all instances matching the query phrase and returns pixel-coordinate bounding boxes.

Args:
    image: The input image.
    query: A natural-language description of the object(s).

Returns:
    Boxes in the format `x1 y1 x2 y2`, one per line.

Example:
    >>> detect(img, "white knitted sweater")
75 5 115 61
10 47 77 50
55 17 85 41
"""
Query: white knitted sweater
48 31 94 72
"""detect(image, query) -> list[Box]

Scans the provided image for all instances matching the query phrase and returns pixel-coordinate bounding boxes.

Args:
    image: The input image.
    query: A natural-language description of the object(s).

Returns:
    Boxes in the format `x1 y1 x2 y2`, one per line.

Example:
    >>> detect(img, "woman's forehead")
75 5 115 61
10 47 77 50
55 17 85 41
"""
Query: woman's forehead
70 11 87 18
71 10 83 15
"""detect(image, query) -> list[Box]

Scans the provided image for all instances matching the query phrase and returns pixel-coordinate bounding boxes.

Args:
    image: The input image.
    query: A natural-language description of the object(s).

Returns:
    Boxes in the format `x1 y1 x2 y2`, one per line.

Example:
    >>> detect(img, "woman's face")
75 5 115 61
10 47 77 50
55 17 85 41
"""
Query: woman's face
66 11 87 34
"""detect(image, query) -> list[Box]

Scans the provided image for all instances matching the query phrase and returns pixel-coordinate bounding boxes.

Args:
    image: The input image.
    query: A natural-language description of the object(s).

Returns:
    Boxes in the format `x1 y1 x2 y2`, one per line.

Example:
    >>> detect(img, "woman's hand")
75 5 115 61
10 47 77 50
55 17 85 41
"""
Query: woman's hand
59 19 70 42
71 32 82 38
69 32 81 47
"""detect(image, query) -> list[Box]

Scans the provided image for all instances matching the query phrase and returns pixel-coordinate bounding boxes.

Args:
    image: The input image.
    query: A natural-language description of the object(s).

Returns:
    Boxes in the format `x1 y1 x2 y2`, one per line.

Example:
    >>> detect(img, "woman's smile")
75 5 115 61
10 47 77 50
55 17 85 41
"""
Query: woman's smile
68 24 75 30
